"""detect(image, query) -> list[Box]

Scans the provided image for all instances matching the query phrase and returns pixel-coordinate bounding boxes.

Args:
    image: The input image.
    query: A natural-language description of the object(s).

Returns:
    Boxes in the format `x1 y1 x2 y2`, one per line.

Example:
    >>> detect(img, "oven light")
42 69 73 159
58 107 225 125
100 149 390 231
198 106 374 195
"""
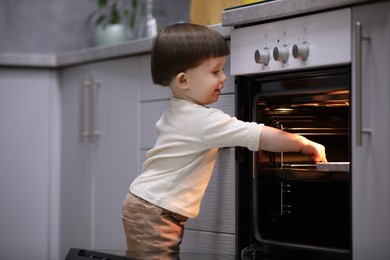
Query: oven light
274 108 294 111
291 103 321 107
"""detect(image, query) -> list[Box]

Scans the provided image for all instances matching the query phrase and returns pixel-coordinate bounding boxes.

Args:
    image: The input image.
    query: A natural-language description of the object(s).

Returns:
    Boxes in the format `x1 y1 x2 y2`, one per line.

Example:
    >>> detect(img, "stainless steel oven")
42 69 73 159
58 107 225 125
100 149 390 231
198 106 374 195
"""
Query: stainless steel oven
230 8 353 259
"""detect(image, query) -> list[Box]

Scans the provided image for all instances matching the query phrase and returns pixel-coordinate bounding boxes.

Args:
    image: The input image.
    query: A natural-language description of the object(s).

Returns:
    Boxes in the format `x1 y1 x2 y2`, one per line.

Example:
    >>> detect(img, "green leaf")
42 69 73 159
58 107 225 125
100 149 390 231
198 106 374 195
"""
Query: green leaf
96 14 106 25
131 0 137 9
97 0 107 8
109 8 120 24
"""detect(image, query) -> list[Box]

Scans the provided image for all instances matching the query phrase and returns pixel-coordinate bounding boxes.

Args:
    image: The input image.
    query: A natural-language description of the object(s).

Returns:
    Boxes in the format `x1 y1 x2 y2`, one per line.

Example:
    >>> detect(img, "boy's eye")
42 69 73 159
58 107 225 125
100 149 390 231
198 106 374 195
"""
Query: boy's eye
213 68 224 74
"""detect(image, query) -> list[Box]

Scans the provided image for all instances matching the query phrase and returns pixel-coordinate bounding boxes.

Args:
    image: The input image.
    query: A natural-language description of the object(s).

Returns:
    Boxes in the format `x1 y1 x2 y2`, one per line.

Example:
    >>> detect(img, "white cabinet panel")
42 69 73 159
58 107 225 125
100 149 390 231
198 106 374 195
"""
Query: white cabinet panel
60 64 95 258
0 68 60 259
352 2 390 259
60 57 141 256
181 229 235 255
186 148 235 234
93 58 140 250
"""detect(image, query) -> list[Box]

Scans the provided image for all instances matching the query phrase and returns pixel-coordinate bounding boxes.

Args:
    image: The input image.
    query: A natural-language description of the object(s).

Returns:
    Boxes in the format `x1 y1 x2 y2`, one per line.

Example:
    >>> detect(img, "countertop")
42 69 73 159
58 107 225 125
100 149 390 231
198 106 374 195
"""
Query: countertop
0 37 154 69
222 0 379 27
0 25 231 69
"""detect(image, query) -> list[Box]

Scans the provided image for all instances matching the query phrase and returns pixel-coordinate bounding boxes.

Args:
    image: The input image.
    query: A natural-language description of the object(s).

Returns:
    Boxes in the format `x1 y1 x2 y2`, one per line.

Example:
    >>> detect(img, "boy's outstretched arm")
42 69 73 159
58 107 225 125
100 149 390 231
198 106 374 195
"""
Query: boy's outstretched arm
259 125 327 163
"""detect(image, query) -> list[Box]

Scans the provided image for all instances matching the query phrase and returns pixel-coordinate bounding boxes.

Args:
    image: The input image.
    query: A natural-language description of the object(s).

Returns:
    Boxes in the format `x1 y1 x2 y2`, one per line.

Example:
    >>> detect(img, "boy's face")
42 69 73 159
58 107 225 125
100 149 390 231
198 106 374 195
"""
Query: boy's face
182 56 227 105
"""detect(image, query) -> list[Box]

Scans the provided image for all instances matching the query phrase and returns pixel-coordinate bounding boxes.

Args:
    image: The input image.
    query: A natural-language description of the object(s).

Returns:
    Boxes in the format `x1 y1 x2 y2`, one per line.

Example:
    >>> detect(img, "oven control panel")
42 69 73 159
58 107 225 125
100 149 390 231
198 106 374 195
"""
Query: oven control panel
230 8 351 75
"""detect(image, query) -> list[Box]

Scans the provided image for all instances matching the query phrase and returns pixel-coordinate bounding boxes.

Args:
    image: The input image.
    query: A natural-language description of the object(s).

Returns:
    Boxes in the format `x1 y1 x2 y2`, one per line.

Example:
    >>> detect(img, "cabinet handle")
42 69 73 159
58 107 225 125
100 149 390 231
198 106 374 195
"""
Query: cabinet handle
79 74 90 143
355 22 371 146
80 72 101 144
89 71 101 143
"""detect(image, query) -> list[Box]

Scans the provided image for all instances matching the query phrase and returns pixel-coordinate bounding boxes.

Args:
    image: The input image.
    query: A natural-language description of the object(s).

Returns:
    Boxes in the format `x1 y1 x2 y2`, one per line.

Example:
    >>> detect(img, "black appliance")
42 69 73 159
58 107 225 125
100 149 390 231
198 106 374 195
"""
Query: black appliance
236 67 352 259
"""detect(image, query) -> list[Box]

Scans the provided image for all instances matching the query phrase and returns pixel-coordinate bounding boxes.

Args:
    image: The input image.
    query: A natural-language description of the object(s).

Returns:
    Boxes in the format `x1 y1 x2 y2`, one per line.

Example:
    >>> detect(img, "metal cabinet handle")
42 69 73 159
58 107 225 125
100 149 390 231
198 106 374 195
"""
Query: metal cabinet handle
89 71 101 143
79 72 101 144
80 74 90 143
355 22 371 146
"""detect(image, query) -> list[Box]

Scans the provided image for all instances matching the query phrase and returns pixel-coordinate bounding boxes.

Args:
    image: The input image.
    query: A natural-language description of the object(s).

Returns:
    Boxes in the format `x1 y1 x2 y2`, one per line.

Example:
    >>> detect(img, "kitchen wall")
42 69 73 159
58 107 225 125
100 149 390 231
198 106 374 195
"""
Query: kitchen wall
0 0 190 54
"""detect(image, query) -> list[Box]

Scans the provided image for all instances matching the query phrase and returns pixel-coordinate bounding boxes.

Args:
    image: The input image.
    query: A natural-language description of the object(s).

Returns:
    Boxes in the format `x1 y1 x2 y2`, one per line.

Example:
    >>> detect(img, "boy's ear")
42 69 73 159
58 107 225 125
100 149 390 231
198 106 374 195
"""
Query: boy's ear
176 72 189 90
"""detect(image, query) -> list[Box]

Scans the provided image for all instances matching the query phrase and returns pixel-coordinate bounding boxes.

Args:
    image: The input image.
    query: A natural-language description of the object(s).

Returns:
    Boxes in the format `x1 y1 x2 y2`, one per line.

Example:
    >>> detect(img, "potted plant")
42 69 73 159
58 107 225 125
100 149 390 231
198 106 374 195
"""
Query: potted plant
88 0 138 46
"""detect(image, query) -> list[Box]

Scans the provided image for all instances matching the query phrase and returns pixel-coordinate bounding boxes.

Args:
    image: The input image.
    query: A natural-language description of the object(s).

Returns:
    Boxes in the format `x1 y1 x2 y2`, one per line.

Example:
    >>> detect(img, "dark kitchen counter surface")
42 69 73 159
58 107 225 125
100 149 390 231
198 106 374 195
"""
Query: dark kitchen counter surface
0 37 154 69
222 0 381 27
0 25 231 69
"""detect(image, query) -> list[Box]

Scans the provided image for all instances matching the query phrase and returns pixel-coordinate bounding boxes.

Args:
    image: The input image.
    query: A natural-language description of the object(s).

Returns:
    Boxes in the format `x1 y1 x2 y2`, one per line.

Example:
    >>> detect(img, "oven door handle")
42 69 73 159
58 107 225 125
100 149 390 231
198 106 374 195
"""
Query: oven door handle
355 22 372 146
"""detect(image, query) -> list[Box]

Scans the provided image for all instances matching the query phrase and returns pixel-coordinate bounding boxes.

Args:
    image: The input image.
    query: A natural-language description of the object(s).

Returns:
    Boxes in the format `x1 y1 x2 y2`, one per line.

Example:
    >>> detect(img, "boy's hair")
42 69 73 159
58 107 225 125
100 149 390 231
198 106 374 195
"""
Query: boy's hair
151 23 230 86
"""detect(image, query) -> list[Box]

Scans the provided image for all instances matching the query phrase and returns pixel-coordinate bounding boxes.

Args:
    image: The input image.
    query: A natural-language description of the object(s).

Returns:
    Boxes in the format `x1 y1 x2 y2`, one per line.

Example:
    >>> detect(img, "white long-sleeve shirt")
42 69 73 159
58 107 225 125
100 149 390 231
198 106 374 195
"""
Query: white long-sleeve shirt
130 98 263 218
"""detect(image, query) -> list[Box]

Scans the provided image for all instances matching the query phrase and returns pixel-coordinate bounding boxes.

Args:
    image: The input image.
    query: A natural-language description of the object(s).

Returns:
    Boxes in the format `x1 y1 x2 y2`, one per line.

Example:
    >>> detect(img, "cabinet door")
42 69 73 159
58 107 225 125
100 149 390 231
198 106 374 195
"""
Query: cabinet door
352 2 390 259
92 57 140 250
60 58 141 255
0 68 59 259
60 64 95 258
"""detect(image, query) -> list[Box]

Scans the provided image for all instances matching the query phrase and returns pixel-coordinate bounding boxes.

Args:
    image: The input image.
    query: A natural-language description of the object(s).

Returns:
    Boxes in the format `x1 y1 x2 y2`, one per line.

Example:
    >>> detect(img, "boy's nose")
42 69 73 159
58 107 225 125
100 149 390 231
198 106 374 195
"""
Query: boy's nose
221 72 227 82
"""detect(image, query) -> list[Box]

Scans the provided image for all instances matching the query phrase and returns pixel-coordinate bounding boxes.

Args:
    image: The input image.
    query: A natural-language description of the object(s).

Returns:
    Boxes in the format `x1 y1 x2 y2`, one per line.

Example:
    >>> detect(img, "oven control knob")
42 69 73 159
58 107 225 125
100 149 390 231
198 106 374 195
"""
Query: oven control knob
292 42 310 61
254 47 270 66
273 45 289 63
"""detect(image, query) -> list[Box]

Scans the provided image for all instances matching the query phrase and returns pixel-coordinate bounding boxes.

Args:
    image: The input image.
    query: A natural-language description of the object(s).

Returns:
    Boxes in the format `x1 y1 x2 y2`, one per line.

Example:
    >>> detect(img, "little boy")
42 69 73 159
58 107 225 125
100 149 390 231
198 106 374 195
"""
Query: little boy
122 23 327 252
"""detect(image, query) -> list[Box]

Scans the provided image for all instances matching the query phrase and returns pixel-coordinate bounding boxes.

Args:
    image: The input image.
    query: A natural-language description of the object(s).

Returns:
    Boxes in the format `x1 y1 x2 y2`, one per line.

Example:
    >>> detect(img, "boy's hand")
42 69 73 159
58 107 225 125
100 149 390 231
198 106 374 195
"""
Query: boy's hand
301 140 327 163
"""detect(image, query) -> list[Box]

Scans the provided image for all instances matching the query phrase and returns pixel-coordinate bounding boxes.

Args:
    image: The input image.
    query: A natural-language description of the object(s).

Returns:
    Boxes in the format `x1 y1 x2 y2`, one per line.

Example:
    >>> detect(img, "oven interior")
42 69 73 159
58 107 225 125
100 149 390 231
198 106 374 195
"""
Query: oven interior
250 67 351 253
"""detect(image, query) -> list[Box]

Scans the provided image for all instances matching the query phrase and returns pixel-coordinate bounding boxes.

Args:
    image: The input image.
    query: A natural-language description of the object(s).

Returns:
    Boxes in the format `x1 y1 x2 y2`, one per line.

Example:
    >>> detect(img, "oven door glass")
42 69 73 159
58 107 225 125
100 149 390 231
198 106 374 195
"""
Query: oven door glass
252 67 351 253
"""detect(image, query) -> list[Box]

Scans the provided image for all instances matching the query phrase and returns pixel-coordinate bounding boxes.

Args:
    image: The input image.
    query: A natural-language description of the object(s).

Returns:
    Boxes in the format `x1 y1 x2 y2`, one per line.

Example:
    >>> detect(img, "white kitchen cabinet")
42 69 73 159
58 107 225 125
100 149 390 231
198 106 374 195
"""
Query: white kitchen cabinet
352 2 390 259
60 63 95 258
92 58 140 250
0 68 61 260
60 57 140 258
59 52 238 258
10 39 235 258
